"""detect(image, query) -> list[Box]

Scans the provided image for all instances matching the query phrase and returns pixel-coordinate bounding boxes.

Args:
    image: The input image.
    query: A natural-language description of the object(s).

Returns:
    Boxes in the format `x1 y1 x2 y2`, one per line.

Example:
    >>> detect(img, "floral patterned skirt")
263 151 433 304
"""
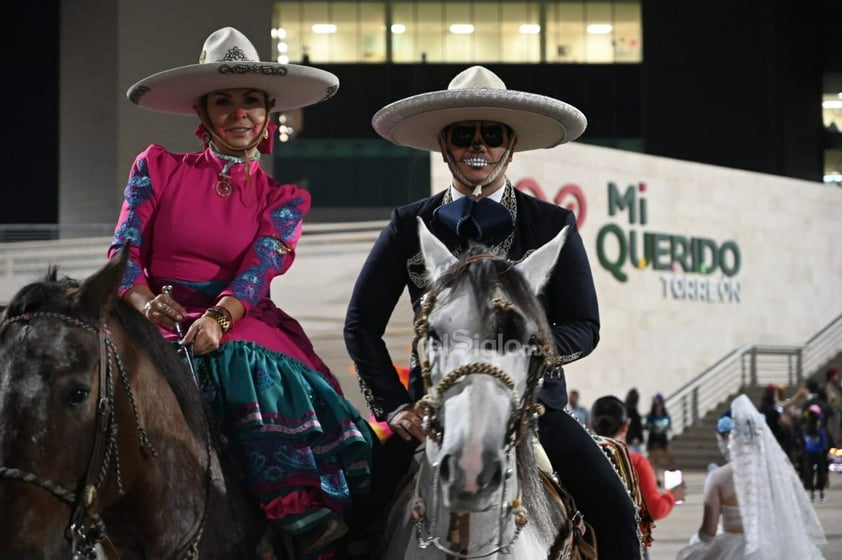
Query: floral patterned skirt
196 340 373 534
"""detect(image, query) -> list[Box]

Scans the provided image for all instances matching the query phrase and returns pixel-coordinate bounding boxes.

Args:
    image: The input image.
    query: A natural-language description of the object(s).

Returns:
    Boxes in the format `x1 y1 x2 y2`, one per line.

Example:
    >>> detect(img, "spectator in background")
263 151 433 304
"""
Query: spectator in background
797 404 830 502
591 395 685 556
625 388 645 454
645 393 676 477
802 379 833 444
825 368 842 447
758 383 794 461
677 395 825 559
568 389 590 426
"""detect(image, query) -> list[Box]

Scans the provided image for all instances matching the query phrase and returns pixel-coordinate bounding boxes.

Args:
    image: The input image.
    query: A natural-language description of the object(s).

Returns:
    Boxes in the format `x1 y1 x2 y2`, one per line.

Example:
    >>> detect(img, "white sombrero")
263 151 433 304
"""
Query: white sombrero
371 66 587 152
126 27 339 115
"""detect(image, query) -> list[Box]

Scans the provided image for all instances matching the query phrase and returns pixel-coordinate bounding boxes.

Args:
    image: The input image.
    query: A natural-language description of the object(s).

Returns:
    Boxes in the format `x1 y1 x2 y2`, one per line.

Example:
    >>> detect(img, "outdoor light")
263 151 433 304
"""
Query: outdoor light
449 24 475 34
312 24 337 34
586 24 613 34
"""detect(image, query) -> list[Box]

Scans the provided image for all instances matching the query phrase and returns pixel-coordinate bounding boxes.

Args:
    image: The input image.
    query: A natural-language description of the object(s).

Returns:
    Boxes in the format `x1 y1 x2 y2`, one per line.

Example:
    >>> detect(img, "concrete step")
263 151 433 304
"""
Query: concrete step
669 355 841 471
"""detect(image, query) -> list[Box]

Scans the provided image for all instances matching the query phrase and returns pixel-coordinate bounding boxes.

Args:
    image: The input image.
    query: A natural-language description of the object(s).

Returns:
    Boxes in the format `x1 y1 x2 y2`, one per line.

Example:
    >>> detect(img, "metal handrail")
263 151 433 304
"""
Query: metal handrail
666 313 842 435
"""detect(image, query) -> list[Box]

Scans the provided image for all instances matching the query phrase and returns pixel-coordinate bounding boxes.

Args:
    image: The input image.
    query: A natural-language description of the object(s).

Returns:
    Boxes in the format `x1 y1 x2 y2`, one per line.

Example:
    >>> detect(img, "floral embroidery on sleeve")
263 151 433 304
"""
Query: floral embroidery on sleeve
110 158 154 291
229 195 307 306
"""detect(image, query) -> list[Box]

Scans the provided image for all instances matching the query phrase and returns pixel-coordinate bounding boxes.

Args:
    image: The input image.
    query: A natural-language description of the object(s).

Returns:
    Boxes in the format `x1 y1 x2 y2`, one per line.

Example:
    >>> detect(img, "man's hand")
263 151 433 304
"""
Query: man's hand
389 408 426 442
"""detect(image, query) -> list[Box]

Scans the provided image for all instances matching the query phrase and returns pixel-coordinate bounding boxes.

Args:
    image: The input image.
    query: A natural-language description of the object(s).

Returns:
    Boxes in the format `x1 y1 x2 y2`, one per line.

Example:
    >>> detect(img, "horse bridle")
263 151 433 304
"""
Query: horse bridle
413 254 556 447
0 312 209 560
409 255 567 558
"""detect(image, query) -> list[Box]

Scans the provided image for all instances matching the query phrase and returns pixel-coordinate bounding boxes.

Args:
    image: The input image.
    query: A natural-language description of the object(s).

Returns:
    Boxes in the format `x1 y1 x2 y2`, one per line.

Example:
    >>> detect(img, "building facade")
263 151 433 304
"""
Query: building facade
4 0 840 226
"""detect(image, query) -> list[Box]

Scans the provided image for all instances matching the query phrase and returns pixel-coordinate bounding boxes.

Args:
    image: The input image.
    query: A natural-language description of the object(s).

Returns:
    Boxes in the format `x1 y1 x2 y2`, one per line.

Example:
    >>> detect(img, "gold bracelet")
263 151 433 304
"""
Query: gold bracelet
203 307 231 333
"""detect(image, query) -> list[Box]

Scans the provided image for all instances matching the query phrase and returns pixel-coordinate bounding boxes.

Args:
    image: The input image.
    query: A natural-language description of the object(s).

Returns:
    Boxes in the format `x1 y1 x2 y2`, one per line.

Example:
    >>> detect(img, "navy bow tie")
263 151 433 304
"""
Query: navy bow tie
432 197 515 247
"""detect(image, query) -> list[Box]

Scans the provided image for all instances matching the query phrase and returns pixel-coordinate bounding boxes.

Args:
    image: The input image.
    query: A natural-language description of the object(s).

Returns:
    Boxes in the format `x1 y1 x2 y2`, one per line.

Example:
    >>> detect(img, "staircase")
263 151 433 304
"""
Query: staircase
669 386 764 470
669 350 842 471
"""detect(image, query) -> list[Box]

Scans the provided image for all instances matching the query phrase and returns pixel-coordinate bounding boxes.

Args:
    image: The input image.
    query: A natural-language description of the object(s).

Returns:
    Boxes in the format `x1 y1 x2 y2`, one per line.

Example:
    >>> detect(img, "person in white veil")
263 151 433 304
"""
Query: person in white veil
677 393 826 560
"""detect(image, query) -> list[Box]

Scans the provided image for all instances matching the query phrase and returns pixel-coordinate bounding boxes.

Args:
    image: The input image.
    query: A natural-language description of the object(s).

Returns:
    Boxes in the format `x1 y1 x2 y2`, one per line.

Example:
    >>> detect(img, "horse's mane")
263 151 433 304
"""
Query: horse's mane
4 267 208 440
430 245 566 541
111 295 209 439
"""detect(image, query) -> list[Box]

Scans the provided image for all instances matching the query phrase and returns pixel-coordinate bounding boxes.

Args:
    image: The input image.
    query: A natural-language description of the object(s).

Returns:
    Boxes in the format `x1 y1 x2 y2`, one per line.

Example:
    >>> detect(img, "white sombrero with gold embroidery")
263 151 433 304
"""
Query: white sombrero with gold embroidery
372 65 587 152
126 27 339 115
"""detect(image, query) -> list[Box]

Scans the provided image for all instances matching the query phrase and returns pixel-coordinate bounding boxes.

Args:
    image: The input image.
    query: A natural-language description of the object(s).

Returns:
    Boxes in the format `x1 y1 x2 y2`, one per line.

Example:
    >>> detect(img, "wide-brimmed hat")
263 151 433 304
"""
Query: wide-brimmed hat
127 27 339 115
371 65 586 152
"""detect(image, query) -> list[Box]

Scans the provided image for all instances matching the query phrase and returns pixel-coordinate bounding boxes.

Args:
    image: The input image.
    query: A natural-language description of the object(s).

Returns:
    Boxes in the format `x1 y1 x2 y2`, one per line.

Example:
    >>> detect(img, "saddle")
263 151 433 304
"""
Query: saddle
594 435 655 549
540 470 598 560
532 436 597 559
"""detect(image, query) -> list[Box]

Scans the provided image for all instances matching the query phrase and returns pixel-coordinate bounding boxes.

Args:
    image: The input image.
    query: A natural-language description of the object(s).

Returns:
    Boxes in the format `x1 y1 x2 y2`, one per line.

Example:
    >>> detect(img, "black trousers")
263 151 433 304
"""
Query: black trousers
350 408 641 559
539 408 641 559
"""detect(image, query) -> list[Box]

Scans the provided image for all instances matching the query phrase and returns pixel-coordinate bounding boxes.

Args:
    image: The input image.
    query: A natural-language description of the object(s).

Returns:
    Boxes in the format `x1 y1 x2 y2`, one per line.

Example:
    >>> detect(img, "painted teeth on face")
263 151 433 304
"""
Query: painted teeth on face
463 157 489 168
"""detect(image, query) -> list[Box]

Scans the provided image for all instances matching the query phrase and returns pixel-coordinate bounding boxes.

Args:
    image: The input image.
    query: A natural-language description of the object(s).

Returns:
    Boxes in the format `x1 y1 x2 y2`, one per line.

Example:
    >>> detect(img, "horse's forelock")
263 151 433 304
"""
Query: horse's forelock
436 250 554 352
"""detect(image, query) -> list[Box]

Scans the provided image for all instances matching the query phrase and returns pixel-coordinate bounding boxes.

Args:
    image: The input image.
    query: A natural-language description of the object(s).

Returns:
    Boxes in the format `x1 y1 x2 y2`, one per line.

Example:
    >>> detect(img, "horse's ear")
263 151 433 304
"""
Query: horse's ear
417 216 457 283
75 247 129 321
514 225 569 294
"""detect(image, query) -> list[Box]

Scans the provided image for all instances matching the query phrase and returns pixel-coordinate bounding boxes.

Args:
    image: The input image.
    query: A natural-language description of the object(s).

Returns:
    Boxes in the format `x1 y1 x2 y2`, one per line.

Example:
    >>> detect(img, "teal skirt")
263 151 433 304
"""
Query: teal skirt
194 340 373 535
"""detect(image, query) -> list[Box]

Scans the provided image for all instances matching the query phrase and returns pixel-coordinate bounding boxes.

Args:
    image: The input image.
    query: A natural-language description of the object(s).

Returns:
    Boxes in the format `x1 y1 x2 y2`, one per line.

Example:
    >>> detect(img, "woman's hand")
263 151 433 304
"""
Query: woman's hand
669 482 687 503
143 293 187 332
181 315 224 355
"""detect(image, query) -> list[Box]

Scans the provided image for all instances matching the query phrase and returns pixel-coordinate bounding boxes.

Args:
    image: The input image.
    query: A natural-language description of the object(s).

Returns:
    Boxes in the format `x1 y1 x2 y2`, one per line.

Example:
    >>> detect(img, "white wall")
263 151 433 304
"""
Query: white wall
431 142 842 410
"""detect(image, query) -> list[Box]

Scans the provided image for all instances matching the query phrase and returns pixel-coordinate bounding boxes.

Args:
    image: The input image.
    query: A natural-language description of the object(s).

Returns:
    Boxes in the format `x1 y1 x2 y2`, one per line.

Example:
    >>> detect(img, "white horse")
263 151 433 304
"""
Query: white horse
382 218 580 559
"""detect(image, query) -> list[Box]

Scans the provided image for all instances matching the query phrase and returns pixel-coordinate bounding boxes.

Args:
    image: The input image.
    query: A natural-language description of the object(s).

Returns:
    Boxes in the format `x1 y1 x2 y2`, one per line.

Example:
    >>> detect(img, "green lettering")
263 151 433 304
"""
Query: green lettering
669 235 690 272
719 241 741 276
651 233 672 271
597 224 628 282
608 182 637 223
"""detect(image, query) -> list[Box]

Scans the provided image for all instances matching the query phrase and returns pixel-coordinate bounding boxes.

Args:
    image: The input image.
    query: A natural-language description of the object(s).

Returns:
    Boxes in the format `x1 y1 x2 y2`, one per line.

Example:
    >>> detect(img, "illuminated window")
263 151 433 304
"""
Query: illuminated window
272 1 641 64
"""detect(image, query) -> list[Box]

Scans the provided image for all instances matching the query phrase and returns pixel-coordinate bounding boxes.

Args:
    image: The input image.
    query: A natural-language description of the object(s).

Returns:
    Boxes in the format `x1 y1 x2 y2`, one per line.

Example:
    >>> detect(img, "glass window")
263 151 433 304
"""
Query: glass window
391 2 419 62
500 2 541 63
416 2 444 62
272 1 640 64
545 1 641 63
274 2 385 63
613 2 642 62
823 84 842 185
546 2 585 62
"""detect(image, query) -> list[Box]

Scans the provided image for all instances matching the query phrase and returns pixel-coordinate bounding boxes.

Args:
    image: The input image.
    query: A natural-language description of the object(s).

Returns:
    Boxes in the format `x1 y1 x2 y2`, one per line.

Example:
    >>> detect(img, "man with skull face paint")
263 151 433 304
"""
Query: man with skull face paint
344 66 642 557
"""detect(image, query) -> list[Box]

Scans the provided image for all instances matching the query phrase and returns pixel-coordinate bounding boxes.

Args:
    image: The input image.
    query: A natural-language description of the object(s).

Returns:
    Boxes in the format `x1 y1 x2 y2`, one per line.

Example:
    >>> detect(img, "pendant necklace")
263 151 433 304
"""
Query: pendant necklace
209 142 260 198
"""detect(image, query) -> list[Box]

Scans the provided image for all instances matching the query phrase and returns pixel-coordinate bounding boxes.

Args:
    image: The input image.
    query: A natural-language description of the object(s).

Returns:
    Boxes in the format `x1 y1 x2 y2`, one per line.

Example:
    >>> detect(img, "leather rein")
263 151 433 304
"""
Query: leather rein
0 311 210 560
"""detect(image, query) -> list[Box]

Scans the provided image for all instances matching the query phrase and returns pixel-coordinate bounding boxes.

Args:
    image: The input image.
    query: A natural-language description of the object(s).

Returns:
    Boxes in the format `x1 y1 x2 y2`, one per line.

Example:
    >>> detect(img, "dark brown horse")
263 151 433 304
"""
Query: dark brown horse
0 252 272 559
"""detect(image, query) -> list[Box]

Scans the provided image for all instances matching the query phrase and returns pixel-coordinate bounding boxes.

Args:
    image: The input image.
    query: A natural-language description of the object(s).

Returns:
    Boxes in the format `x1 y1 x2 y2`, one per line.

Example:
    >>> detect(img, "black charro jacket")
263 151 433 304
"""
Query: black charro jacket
344 187 600 421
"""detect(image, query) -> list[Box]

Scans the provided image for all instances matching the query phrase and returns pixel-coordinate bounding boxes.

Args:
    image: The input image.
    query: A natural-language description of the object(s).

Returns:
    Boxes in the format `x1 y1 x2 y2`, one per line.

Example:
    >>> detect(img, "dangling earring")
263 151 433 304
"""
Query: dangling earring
202 132 210 144
262 128 269 140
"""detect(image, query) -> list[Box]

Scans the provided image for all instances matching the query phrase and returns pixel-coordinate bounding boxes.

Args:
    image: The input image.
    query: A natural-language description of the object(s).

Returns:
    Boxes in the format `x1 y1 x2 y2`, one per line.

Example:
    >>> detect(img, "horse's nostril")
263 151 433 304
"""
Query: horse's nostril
439 454 452 482
479 459 503 488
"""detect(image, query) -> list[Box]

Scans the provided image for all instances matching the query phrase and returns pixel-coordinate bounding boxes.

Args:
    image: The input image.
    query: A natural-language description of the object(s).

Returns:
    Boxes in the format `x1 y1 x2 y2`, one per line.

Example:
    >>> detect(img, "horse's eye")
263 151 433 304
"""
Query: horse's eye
427 328 441 343
67 387 90 407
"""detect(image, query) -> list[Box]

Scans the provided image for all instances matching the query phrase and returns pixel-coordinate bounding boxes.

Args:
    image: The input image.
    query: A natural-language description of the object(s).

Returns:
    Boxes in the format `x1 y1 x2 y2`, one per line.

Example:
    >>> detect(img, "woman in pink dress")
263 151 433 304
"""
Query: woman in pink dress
109 26 372 559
